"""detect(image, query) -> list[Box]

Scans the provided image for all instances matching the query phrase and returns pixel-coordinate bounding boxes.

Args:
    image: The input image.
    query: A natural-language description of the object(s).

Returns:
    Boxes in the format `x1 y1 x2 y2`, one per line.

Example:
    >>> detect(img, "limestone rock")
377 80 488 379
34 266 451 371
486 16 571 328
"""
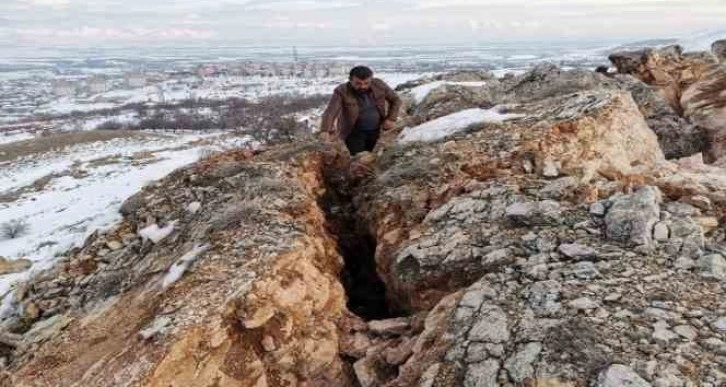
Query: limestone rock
597 364 652 387
609 43 723 162
673 325 698 340
523 90 665 179
505 200 562 226
569 297 598 311
652 320 678 345
504 342 542 383
698 254 726 280
711 317 726 333
469 305 510 343
572 261 600 280
540 176 579 199
653 222 670 242
605 186 661 247
525 280 562 316
465 359 500 387
558 243 598 261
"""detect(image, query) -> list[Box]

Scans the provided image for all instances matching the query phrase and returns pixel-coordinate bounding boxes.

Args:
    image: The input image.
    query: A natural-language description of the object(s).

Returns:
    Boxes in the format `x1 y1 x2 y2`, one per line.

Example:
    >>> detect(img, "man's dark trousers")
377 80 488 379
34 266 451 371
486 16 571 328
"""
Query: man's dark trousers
345 129 380 155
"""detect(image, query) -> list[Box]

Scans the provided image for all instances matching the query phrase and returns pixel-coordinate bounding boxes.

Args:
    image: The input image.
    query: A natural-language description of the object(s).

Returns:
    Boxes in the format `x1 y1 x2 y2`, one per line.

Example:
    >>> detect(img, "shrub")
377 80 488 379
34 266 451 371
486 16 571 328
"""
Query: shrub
1 220 29 239
95 120 125 130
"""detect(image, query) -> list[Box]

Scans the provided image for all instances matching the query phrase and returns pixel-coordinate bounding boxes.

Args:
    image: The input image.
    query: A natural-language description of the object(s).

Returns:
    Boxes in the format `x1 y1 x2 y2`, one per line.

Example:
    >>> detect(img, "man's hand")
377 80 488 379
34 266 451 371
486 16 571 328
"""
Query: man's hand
382 119 396 131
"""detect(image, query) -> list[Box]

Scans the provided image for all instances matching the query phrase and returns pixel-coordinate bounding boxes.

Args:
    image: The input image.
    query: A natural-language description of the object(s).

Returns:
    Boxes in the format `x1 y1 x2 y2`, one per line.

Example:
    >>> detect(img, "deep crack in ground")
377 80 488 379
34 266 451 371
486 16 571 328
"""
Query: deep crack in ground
319 165 395 321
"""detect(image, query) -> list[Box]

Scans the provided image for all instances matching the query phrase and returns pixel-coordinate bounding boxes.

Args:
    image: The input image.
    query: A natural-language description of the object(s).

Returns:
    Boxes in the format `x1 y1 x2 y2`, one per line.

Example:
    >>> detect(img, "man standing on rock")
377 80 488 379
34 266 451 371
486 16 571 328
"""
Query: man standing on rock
321 66 402 155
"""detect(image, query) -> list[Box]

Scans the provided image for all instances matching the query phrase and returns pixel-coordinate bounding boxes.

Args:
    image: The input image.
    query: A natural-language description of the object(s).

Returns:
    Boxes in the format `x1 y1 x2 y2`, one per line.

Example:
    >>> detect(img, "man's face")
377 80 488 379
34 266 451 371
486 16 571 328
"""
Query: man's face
350 76 372 92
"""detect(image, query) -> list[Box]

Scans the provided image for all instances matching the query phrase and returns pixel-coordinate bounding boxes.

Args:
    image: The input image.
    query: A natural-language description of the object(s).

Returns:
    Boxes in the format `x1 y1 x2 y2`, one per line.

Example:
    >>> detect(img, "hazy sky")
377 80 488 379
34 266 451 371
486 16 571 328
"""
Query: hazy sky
1 0 725 47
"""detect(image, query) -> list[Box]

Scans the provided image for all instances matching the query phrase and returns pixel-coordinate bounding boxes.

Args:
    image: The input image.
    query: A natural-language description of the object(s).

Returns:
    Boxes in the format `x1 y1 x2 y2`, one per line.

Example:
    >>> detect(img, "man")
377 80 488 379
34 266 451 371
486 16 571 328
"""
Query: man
321 66 402 155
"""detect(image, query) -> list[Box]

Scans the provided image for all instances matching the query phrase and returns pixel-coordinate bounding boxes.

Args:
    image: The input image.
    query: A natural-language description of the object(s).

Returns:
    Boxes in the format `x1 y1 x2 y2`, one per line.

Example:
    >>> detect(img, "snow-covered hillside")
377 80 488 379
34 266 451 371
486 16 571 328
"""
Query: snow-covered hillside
0 131 253 300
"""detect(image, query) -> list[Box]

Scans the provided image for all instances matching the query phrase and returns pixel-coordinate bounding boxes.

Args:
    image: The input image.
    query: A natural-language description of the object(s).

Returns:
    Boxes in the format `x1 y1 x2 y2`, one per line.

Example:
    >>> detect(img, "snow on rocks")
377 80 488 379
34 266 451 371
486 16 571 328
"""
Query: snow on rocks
161 244 208 288
139 221 177 244
397 107 522 144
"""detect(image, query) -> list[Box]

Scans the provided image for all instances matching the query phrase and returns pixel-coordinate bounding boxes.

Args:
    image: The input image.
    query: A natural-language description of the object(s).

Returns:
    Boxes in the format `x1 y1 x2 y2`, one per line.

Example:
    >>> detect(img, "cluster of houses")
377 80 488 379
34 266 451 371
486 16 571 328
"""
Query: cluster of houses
194 62 351 79
51 73 149 97
50 61 360 97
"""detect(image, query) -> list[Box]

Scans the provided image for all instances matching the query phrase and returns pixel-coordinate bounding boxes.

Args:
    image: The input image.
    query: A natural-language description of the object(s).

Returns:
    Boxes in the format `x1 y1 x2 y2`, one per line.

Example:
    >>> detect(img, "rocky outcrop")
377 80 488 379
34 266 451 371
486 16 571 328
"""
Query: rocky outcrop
2 149 354 386
3 43 726 387
680 66 726 162
610 44 726 162
353 59 726 386
614 74 708 159
609 45 716 113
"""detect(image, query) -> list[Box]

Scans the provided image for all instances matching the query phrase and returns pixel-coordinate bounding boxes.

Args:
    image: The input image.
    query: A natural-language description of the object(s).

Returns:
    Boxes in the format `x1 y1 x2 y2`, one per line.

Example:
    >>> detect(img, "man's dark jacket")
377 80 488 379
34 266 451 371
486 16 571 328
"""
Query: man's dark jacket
321 78 402 140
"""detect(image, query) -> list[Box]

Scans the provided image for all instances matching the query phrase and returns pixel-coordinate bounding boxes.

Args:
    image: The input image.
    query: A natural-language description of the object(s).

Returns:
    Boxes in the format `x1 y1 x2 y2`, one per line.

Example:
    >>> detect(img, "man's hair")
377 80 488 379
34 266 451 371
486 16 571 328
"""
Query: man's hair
349 66 373 80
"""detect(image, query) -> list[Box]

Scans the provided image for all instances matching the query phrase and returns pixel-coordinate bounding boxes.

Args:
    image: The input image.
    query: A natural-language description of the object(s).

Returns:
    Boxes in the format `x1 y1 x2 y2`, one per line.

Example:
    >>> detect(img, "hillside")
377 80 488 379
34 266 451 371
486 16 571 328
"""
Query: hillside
1 41 726 386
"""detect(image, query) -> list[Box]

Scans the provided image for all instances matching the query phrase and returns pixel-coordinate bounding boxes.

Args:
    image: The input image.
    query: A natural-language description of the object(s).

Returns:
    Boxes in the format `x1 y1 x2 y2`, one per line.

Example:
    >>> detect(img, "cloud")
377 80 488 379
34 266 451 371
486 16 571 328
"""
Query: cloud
1 0 725 47
18 0 70 7
243 0 360 11
15 26 214 45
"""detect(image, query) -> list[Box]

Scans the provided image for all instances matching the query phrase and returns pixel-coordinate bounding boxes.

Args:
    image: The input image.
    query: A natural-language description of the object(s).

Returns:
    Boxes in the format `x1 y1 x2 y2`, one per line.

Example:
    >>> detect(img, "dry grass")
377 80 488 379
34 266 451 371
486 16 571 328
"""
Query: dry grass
0 130 145 162
1 220 29 240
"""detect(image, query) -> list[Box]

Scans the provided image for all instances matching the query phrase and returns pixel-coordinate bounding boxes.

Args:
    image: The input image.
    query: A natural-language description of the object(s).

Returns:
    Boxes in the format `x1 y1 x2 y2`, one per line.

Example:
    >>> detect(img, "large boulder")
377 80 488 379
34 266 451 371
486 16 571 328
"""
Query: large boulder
680 66 726 162
520 90 665 179
614 74 708 159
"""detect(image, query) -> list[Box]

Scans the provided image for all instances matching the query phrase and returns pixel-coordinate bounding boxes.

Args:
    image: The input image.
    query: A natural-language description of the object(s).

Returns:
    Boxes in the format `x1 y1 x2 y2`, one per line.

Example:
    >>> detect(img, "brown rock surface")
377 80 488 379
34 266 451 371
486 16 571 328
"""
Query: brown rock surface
610 44 726 162
0 257 31 275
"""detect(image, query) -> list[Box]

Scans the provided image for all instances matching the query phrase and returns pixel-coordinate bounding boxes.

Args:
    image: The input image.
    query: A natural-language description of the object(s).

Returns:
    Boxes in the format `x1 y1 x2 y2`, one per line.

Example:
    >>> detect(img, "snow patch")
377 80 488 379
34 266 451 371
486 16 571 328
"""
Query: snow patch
139 221 177 244
0 290 16 320
0 132 35 145
398 107 524 144
162 244 208 288
409 81 446 104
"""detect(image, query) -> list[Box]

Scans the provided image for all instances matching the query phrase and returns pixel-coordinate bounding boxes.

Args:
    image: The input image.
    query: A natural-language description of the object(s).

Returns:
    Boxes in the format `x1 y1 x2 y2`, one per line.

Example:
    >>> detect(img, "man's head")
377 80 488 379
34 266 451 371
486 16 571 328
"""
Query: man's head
349 66 373 93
